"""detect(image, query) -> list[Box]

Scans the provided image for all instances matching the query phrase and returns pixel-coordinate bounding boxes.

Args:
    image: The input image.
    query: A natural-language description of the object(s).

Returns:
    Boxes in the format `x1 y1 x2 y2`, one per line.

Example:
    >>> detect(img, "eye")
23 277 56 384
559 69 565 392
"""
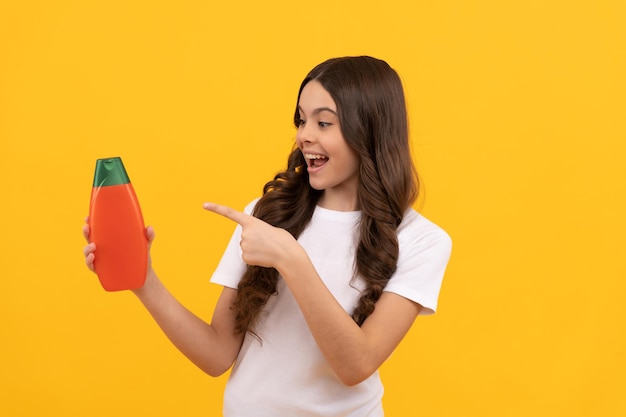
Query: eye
318 121 331 128
296 117 306 127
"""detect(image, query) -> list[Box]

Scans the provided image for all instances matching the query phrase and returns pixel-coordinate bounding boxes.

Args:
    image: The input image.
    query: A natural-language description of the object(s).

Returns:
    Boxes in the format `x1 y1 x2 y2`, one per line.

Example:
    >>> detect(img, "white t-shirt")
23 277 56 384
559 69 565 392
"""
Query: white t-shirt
211 200 452 417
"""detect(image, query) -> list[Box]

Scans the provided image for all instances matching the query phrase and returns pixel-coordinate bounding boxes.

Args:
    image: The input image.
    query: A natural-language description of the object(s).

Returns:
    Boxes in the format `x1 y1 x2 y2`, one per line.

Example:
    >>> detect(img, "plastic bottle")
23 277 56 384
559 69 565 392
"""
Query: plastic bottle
88 157 148 291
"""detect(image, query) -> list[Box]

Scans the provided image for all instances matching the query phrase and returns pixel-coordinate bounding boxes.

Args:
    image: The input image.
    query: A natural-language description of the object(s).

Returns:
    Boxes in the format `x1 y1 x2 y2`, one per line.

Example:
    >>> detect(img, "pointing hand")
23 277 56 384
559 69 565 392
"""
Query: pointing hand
203 202 297 269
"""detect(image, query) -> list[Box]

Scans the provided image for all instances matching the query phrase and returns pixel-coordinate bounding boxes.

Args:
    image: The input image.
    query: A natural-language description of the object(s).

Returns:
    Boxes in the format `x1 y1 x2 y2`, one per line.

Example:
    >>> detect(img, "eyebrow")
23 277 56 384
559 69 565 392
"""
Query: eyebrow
298 106 337 116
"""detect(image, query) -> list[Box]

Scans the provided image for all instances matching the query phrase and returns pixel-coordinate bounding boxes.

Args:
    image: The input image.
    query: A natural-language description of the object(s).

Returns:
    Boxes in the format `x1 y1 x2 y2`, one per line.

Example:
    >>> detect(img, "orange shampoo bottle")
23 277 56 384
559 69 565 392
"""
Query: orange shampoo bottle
88 157 148 291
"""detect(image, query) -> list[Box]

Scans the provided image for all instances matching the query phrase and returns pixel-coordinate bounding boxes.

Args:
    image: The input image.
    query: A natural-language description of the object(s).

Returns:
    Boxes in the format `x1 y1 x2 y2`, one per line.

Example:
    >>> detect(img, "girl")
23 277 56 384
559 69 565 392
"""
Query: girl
83 56 452 416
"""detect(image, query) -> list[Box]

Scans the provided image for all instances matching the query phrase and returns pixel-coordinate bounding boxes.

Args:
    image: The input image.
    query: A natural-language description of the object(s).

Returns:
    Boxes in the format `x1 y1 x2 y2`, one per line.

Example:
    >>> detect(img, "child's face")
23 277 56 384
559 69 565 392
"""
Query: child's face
295 80 360 211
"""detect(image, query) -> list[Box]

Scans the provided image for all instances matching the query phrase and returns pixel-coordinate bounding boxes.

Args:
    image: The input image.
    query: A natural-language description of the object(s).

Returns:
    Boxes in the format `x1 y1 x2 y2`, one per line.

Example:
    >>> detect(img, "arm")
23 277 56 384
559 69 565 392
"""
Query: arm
132 272 243 376
203 203 422 386
83 223 243 377
277 244 421 386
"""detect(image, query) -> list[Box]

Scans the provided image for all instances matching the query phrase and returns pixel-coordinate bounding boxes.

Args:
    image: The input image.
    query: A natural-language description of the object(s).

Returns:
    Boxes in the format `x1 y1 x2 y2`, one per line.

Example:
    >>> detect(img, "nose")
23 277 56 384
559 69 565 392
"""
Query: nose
296 124 315 147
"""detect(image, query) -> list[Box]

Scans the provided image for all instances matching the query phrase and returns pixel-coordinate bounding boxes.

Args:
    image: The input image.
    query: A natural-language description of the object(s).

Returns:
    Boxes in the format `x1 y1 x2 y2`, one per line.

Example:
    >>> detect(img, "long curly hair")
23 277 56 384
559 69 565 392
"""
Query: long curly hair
232 56 419 335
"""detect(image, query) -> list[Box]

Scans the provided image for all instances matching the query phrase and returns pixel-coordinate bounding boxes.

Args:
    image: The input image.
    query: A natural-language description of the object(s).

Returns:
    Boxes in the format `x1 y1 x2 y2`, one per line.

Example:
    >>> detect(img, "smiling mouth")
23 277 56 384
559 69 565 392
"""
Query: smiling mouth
304 153 329 168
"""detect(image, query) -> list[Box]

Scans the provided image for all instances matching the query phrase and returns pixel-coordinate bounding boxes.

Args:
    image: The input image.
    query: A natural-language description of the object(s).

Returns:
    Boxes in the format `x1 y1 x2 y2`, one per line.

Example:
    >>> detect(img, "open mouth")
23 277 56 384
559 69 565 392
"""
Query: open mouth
304 153 329 168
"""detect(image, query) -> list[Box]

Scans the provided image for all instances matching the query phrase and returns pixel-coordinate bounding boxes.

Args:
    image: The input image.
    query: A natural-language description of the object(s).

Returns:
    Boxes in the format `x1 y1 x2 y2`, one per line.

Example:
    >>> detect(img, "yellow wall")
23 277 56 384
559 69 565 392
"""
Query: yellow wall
1 1 624 416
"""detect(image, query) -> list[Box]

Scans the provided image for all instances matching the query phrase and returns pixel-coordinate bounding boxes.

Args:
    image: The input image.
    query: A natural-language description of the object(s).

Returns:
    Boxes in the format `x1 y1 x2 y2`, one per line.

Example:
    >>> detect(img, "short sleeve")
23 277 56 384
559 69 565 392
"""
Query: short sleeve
210 199 259 289
383 210 452 315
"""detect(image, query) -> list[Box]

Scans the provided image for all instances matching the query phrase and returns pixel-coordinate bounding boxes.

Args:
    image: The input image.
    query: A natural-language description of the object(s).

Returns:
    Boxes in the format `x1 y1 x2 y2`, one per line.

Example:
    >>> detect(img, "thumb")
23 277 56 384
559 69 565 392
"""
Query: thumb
146 226 156 246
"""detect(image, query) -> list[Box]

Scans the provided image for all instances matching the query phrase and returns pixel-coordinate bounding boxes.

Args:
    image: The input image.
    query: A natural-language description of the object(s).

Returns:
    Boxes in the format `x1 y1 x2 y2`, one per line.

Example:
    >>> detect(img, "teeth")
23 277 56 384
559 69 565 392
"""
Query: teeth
304 153 328 160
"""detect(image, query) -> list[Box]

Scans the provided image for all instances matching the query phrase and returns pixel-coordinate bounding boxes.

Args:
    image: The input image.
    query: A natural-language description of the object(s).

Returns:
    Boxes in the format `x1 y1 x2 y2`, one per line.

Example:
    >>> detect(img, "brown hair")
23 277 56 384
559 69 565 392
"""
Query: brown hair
232 56 419 334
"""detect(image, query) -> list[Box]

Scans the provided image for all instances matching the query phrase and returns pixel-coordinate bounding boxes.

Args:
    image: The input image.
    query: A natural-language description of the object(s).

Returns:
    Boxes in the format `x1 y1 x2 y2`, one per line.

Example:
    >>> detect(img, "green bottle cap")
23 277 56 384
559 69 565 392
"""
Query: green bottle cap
93 157 131 187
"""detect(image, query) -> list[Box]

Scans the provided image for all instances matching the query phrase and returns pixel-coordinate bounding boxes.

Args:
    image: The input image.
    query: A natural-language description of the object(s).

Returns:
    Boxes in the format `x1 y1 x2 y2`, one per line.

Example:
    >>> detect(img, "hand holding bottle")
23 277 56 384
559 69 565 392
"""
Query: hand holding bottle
83 220 155 278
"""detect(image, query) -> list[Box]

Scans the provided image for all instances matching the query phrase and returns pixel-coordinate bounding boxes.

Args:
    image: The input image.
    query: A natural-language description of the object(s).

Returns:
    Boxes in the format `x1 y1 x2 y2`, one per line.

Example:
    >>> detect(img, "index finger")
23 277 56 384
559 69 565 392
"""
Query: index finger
203 202 253 226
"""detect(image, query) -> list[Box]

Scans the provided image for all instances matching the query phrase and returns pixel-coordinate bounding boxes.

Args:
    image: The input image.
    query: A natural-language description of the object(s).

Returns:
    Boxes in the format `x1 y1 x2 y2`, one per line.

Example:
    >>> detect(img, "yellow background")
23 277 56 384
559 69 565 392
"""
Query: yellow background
1 1 624 416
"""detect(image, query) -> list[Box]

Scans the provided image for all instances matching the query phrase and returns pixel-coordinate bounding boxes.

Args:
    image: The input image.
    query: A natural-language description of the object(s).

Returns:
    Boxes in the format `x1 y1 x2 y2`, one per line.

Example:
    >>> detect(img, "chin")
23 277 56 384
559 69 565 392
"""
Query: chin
309 182 326 191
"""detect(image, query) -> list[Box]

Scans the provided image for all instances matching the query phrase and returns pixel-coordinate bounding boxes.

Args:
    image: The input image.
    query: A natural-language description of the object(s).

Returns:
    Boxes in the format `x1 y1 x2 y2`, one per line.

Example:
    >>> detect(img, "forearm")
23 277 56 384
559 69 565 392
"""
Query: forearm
132 270 239 376
277 248 379 386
